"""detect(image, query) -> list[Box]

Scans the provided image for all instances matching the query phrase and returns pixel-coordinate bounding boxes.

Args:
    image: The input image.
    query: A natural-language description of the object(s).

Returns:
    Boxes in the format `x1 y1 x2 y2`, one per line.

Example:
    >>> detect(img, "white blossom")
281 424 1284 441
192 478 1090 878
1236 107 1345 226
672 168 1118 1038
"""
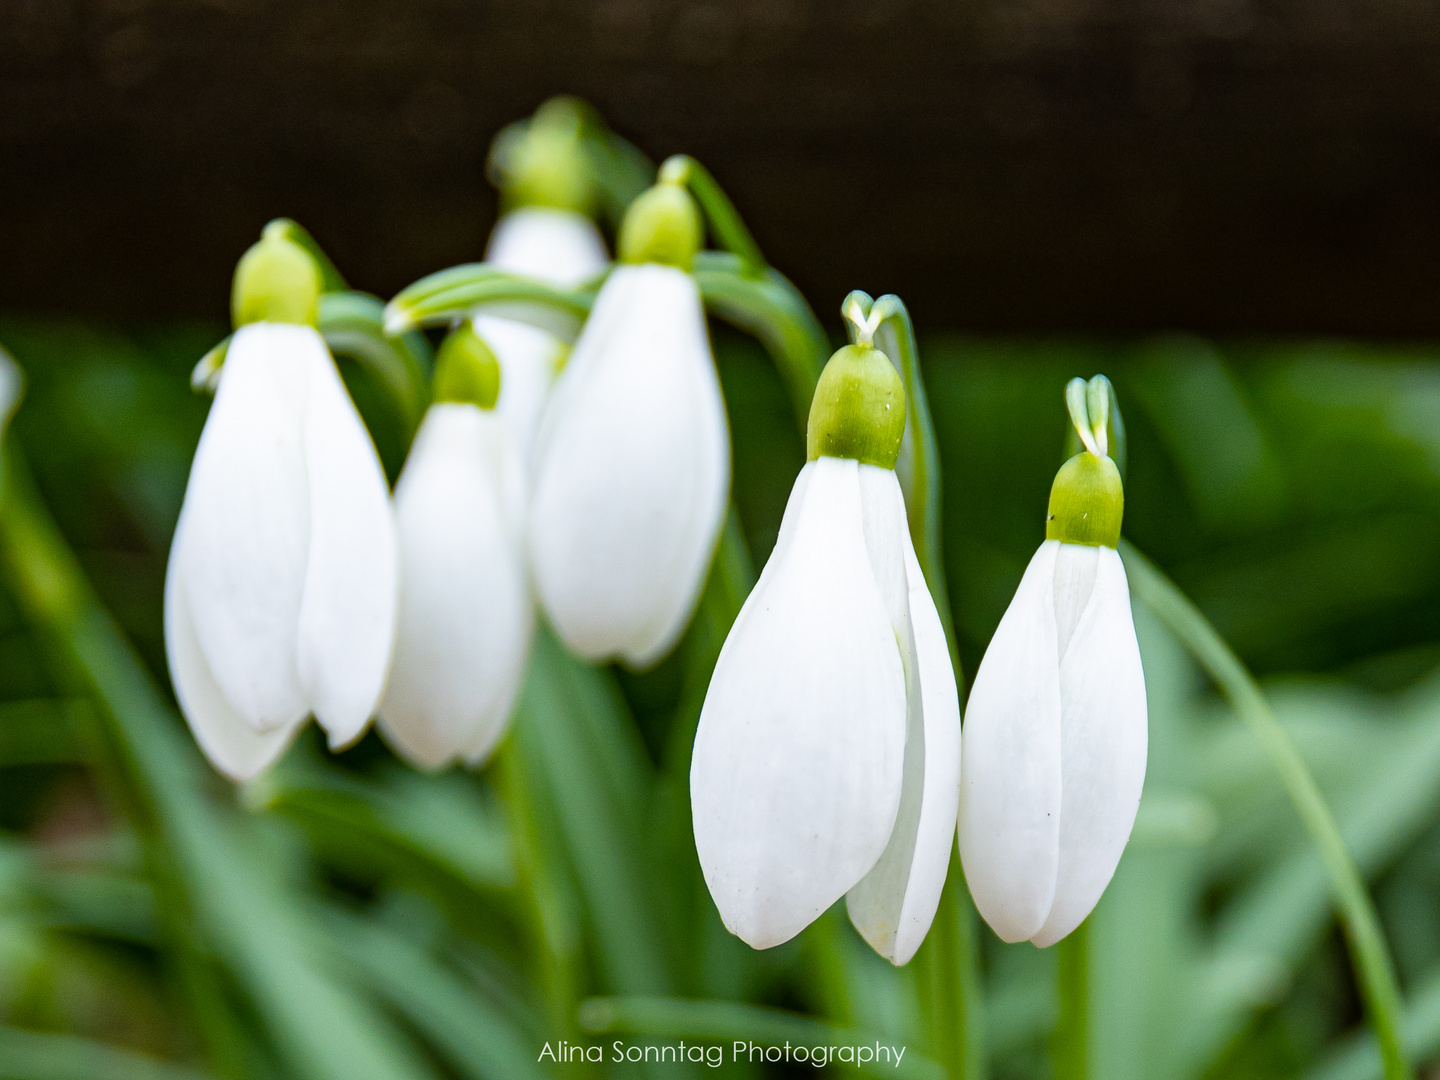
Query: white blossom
165 322 397 780
529 263 729 666
378 403 532 769
958 539 1147 946
691 456 960 960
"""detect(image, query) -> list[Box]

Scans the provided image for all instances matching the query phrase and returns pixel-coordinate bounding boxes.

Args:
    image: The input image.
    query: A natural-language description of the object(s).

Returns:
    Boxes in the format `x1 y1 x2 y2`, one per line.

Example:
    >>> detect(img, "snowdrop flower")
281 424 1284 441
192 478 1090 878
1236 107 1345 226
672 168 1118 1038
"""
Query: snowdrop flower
165 224 398 781
473 98 609 460
959 375 1147 947
529 176 729 666
378 325 532 769
692 342 961 963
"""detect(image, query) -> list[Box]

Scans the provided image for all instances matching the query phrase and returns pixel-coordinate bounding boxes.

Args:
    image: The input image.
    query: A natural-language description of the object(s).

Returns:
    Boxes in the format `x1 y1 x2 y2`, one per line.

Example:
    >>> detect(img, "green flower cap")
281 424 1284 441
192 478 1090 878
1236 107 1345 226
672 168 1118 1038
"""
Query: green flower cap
806 344 906 469
432 323 501 409
231 222 322 329
1046 374 1125 546
1047 452 1124 547
617 179 703 271
501 98 595 214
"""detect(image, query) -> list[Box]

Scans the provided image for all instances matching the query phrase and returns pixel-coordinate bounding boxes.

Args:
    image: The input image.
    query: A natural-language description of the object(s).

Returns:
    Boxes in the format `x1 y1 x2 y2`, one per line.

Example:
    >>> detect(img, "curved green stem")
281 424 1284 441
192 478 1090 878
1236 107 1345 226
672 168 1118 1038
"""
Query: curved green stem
862 293 954 661
692 251 828 431
1119 541 1411 1080
840 290 981 1080
319 291 432 443
385 264 596 338
660 156 766 278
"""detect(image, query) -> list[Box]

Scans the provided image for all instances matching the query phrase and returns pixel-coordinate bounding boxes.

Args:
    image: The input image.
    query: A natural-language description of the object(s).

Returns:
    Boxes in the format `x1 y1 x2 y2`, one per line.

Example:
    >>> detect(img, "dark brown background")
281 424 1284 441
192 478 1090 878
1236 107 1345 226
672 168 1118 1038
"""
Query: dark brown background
5 0 1440 334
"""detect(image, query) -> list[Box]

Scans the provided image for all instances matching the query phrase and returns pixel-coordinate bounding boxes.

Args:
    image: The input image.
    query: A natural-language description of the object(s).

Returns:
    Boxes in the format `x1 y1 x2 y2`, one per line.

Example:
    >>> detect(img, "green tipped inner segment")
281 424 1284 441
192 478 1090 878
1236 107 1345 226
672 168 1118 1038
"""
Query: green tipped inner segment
1047 452 1124 547
806 344 906 470
433 323 501 409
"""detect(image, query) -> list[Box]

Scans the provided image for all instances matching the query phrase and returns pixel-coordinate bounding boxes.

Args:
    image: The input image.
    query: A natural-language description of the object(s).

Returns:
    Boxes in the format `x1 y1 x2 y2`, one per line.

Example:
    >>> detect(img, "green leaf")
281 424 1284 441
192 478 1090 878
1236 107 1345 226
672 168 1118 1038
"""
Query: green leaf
513 628 671 997
0 1027 209 1080
324 909 550 1080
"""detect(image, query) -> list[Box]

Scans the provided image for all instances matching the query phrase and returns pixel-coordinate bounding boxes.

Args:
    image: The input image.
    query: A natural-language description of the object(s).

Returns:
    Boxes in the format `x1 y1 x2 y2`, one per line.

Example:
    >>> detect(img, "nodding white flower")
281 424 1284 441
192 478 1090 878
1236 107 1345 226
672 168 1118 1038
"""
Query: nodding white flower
959 376 1147 947
691 344 961 963
473 206 608 460
529 179 729 667
165 225 398 781
378 326 533 769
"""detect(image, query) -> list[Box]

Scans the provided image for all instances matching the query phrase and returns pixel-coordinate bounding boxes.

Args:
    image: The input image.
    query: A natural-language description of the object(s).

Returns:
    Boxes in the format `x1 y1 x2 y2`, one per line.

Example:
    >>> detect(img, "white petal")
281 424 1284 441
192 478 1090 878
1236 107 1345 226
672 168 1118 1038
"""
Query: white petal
619 292 730 667
529 265 730 665
691 457 907 950
472 313 563 462
958 539 1064 944
486 207 609 289
848 511 962 965
1031 546 1148 947
176 322 310 732
165 516 302 781
378 406 534 770
1053 542 1099 660
294 339 399 749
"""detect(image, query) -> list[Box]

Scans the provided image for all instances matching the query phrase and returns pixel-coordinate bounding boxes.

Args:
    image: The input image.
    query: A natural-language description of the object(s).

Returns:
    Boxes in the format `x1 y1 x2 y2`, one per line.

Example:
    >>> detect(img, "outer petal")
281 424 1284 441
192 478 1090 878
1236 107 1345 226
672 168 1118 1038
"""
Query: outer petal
530 265 730 665
166 517 302 781
176 322 310 732
848 498 962 965
378 406 533 770
691 457 906 950
959 539 1064 943
1031 545 1148 947
486 207 609 288
620 288 730 667
294 337 399 749
472 313 563 462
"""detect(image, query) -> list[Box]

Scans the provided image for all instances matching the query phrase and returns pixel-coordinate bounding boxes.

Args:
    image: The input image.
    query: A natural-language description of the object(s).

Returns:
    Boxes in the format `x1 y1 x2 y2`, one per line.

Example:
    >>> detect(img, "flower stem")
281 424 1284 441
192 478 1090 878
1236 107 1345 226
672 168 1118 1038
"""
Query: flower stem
659 155 767 278
1119 541 1412 1080
1052 919 1090 1080
861 293 982 1079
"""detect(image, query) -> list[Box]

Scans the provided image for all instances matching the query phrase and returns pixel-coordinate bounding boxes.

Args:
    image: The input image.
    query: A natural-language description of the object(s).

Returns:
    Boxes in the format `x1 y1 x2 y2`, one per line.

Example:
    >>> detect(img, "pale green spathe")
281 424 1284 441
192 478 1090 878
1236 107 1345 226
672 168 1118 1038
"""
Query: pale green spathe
617 181 703 270
433 324 501 410
806 344 906 470
231 222 322 329
1046 452 1124 547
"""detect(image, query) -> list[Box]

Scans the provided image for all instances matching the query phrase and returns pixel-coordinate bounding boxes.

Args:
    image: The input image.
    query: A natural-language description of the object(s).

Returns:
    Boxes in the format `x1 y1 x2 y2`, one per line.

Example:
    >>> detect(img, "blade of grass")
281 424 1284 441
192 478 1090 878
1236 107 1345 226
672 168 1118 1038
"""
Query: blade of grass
0 1026 209 1080
0 444 437 1080
1120 541 1411 1080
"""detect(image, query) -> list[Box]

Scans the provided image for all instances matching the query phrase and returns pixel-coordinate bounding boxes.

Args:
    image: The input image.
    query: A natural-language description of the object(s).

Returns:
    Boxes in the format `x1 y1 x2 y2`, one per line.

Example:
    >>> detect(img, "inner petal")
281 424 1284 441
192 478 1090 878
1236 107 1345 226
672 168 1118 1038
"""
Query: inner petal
1052 542 1099 661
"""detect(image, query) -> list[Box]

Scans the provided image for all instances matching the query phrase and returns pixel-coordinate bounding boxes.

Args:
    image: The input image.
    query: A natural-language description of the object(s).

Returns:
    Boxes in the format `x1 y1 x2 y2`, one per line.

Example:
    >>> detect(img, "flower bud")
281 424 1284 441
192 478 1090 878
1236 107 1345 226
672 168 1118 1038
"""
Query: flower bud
1046 452 1124 548
503 99 595 214
231 222 322 329
433 323 501 410
806 344 906 470
617 180 703 271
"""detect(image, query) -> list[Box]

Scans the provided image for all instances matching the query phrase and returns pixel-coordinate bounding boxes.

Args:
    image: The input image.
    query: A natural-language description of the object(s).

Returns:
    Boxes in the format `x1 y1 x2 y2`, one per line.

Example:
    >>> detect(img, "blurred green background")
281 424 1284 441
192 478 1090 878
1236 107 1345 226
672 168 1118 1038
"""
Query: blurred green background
1 307 1438 1078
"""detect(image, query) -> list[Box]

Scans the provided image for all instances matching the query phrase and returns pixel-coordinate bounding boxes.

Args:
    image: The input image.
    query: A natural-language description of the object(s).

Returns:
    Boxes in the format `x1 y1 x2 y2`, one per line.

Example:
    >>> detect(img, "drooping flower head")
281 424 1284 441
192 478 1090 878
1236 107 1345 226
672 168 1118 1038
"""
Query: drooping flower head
692 329 961 964
378 324 533 770
959 375 1147 947
528 173 729 667
476 98 610 460
164 223 399 781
